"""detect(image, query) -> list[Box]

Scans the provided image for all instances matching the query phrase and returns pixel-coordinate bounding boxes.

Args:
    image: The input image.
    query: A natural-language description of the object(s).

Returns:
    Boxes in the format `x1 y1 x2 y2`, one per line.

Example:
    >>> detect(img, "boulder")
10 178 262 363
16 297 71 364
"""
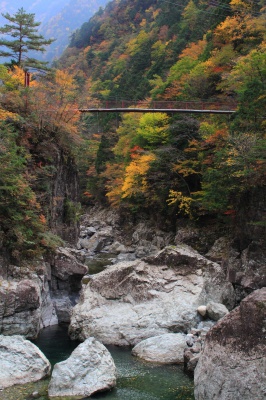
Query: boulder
0 278 42 338
194 288 266 400
206 301 229 321
51 247 88 281
0 262 58 337
69 245 235 346
0 335 51 389
48 337 116 398
132 333 187 364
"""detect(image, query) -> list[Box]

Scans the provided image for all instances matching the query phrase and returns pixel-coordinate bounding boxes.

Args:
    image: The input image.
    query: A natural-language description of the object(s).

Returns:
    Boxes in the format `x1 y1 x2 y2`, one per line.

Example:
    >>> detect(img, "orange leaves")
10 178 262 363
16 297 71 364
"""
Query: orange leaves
203 128 229 146
179 39 207 61
39 214 47 224
121 152 156 199
130 145 144 158
103 162 125 207
26 69 83 151
83 191 93 198
213 12 264 52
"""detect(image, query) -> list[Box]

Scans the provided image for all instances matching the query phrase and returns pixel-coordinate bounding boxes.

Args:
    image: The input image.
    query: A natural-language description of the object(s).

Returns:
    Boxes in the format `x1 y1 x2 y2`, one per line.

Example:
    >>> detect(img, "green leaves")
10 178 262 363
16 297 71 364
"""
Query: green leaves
0 122 47 260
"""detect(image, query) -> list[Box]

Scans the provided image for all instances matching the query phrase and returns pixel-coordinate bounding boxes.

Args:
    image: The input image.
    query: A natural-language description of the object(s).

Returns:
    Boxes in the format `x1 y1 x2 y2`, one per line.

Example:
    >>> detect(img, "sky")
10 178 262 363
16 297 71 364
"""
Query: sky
0 0 108 61
0 1 71 24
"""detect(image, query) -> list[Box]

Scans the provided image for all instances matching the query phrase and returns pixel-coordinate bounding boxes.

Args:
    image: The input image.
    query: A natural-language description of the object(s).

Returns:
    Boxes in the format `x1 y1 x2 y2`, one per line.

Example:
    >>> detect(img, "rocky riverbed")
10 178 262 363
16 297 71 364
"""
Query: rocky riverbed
0 206 265 399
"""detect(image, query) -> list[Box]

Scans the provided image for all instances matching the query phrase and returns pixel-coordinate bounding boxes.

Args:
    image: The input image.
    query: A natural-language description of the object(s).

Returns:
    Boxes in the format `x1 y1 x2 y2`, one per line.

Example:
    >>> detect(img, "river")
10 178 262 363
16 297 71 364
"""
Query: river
1 324 194 400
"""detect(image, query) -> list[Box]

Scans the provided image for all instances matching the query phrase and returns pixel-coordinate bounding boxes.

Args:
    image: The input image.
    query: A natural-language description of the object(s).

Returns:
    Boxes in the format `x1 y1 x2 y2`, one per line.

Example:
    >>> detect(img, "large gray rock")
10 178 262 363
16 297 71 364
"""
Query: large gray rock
51 247 88 281
0 278 42 338
194 288 266 400
48 337 116 398
0 335 51 389
0 263 58 337
132 333 187 364
69 245 235 346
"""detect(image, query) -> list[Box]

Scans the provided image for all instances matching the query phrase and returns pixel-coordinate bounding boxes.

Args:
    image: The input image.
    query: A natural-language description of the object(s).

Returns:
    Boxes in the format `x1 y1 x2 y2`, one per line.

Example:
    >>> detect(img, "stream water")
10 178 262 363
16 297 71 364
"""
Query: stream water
1 324 194 400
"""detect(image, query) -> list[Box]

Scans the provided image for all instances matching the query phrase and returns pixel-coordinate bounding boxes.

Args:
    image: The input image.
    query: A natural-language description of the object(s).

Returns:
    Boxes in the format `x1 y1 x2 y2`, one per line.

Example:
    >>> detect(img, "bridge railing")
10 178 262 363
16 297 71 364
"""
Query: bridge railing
87 99 237 111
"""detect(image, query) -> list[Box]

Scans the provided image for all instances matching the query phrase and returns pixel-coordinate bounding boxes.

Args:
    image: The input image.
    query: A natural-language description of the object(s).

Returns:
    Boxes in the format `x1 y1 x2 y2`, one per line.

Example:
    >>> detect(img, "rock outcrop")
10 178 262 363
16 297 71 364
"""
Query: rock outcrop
206 236 266 302
48 337 116 398
0 247 88 336
0 335 51 389
132 333 187 364
194 287 266 400
49 247 88 323
77 207 174 261
69 245 235 346
0 261 58 338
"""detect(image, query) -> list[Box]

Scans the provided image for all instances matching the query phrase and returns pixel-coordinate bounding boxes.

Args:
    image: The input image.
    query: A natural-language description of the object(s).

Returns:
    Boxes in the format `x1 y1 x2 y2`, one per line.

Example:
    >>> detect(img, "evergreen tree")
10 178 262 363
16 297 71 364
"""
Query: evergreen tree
0 8 54 70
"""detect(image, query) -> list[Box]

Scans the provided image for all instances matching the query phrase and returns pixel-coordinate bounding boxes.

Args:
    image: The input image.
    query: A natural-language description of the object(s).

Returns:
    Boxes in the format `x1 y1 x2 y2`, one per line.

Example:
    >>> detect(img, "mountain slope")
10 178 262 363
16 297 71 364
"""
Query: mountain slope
0 0 109 62
57 0 266 232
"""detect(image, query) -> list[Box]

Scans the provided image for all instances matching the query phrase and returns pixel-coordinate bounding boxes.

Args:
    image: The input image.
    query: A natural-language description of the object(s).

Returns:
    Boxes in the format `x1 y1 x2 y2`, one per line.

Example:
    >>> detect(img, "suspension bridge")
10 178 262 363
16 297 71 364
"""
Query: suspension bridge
79 99 237 114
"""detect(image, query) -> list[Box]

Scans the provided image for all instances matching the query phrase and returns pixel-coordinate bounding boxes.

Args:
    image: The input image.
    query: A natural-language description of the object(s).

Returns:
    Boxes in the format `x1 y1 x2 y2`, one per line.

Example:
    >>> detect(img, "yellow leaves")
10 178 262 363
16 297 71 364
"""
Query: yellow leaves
9 66 24 85
0 107 18 121
121 153 156 199
151 40 167 60
140 18 147 28
174 159 200 177
28 69 81 143
54 70 78 99
167 190 194 218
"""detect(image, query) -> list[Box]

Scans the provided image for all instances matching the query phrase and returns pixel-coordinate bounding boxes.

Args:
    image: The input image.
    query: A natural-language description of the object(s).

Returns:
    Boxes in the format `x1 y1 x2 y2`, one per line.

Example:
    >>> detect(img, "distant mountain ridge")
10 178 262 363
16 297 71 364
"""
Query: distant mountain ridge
0 0 109 62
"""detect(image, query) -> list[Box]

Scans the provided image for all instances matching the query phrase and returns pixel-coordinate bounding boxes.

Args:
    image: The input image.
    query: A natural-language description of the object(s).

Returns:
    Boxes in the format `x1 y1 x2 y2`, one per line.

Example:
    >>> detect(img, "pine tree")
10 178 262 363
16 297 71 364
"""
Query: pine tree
0 8 55 70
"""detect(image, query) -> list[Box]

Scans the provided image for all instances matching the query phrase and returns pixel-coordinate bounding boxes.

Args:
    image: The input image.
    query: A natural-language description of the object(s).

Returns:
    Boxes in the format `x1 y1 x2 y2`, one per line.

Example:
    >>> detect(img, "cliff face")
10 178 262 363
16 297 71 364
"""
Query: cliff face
235 186 266 248
50 149 79 245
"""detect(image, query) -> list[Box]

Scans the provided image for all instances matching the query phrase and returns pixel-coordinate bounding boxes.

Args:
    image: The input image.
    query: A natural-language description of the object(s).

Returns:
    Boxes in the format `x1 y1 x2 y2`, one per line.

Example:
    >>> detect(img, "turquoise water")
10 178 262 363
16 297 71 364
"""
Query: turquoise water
2 325 194 400
85 253 116 275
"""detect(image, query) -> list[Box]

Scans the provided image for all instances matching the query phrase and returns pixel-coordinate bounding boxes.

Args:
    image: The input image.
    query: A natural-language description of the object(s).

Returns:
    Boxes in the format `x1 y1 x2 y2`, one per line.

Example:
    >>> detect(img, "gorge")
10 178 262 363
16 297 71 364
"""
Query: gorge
0 0 265 398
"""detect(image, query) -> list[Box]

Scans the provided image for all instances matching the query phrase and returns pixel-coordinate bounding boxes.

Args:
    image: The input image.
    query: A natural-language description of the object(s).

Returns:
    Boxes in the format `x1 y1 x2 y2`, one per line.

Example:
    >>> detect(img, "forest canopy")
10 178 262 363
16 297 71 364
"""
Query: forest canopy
0 0 265 261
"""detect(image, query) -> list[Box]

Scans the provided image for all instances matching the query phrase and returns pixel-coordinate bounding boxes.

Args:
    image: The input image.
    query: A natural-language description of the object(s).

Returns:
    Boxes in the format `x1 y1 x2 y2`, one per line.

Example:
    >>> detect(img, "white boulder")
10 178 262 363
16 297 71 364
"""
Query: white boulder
132 333 187 364
69 245 235 346
0 335 51 389
48 337 116 398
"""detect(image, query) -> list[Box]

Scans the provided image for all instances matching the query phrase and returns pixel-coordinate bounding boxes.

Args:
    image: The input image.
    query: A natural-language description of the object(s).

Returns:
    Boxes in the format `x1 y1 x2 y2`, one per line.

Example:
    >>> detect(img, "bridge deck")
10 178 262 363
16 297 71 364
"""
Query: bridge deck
79 107 235 114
